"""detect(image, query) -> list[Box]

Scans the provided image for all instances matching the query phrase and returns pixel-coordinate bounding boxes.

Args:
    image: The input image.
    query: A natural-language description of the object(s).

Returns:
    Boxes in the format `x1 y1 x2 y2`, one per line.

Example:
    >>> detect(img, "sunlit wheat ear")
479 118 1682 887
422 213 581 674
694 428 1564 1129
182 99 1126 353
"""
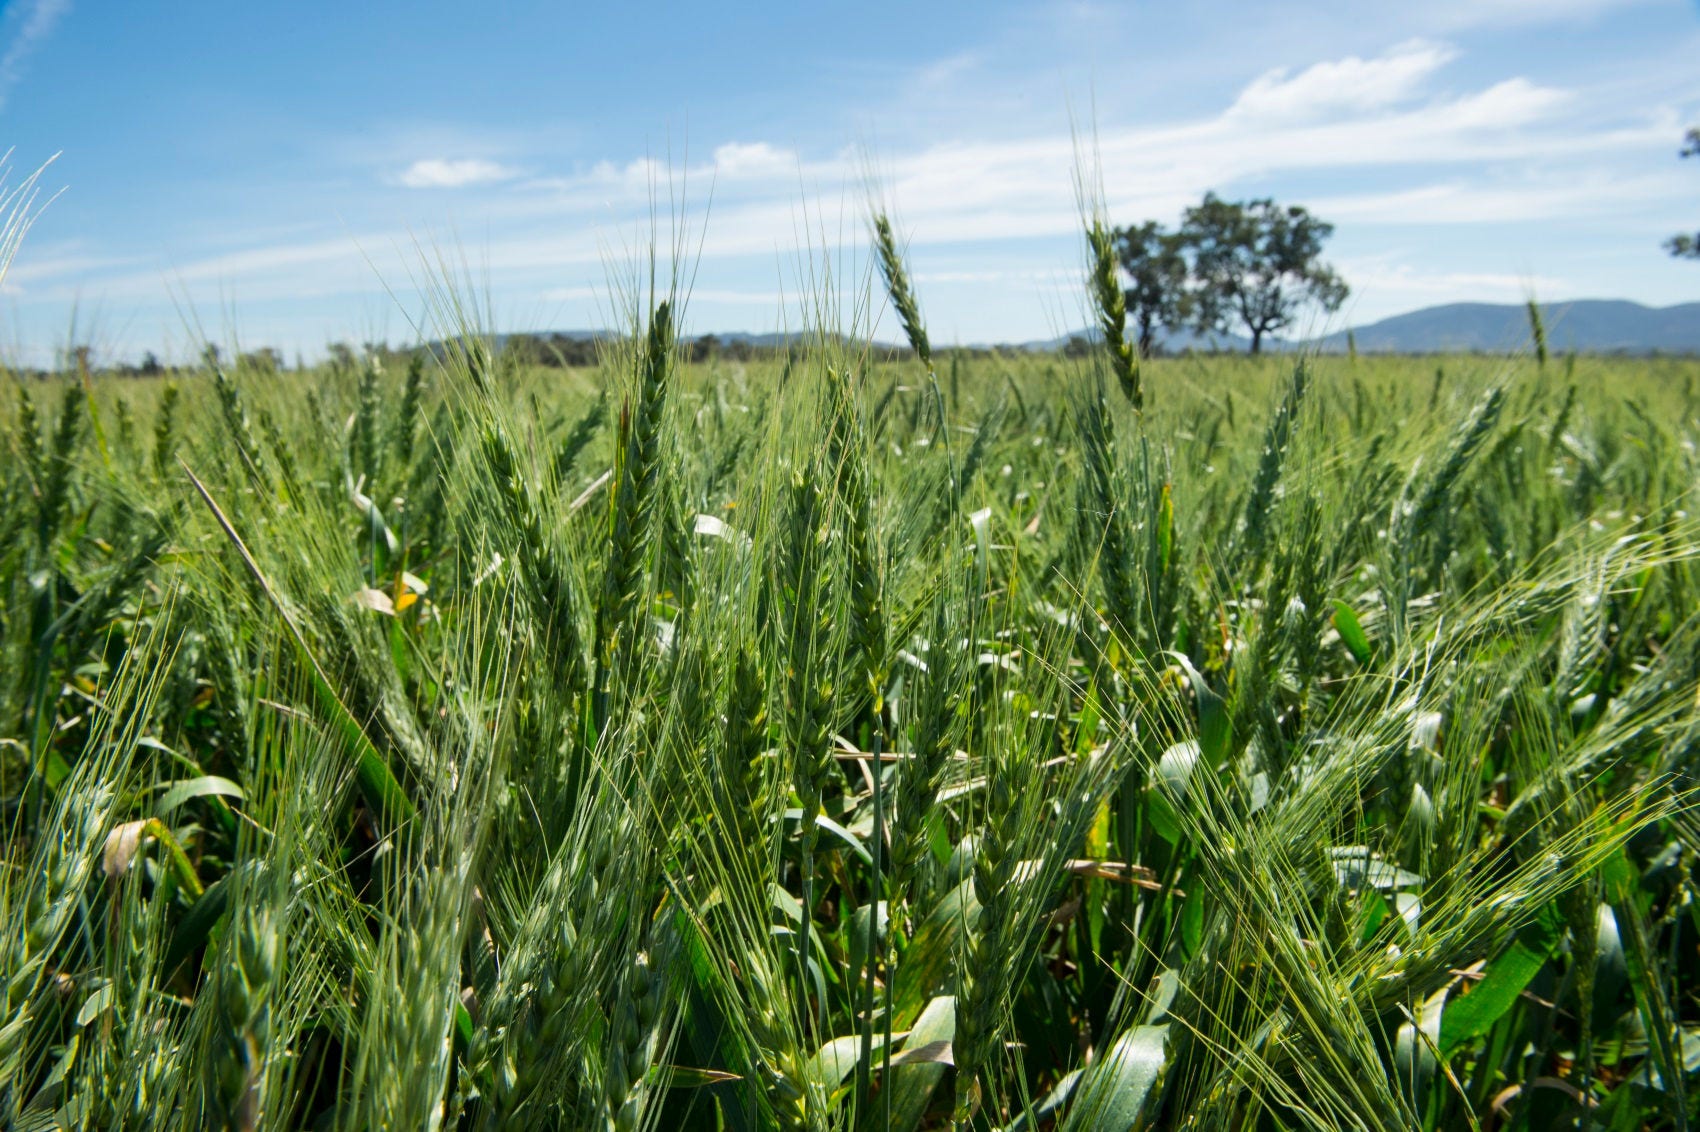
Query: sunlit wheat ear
952 767 1015 1130
352 352 385 486
1526 299 1548 368
719 644 771 859
871 212 932 372
553 389 607 483
211 365 272 495
14 381 42 482
1087 217 1141 411
257 408 306 504
390 351 426 468
777 457 841 1057
0 626 166 1124
1232 362 1309 576
655 470 696 622
602 932 677 1132
889 567 975 926
593 299 675 732
144 380 181 483
346 863 470 1130
480 422 588 701
25 383 81 553
826 367 885 705
202 874 280 1131
738 949 821 1130
1 772 127 1113
823 362 899 1112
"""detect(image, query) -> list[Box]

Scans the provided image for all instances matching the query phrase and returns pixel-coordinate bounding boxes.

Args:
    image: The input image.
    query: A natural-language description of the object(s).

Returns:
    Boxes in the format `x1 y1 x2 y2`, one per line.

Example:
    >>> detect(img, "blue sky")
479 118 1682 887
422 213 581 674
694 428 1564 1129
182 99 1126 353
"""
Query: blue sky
0 0 1695 364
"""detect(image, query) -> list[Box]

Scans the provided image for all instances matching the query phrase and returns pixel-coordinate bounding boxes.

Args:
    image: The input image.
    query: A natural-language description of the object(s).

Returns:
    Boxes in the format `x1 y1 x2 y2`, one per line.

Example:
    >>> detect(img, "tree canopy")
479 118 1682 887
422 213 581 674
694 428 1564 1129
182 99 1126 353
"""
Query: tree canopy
1112 220 1192 359
1179 193 1348 354
1112 193 1348 355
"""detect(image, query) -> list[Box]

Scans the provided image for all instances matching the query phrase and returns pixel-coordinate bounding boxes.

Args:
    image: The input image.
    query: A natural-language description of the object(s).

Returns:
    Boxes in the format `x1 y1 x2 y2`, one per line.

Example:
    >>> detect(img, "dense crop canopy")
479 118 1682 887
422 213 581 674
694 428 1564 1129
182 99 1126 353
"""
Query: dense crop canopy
2 277 1699 1130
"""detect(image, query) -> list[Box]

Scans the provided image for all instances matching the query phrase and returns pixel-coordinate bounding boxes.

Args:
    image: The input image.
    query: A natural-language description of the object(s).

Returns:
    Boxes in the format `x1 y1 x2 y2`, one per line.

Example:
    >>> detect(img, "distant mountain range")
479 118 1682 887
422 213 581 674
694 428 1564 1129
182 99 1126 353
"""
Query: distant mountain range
486 299 1698 358
1038 300 1699 355
1309 300 1700 355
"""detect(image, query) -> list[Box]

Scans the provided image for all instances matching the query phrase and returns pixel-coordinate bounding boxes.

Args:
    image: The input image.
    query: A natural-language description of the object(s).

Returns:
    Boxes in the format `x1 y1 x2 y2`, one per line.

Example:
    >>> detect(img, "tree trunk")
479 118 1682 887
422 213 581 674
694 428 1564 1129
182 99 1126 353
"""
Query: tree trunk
1137 313 1155 359
1248 326 1264 355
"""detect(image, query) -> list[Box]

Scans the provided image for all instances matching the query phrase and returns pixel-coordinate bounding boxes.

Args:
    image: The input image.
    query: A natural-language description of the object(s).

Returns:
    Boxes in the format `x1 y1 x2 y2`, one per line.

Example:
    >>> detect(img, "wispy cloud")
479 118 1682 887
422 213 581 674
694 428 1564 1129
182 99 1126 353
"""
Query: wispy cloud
10 19 1694 360
1228 40 1457 123
912 268 1075 284
1 247 132 289
856 70 1587 246
1335 256 1569 301
542 284 785 305
0 0 69 113
395 158 519 189
1312 171 1681 225
711 142 796 180
32 52 1626 308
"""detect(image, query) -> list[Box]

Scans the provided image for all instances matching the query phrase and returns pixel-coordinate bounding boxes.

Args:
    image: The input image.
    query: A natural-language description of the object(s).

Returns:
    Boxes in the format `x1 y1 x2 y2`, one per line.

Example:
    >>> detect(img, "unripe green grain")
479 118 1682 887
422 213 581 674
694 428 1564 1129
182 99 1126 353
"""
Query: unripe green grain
594 301 675 732
482 423 588 702
392 350 426 468
872 214 932 372
1088 219 1141 411
37 382 82 549
211 367 271 495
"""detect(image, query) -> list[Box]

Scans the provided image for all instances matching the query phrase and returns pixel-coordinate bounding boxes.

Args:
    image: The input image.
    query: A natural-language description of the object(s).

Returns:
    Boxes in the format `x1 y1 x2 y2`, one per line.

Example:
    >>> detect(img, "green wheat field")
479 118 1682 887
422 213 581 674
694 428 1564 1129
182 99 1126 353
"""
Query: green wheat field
4 211 1700 1131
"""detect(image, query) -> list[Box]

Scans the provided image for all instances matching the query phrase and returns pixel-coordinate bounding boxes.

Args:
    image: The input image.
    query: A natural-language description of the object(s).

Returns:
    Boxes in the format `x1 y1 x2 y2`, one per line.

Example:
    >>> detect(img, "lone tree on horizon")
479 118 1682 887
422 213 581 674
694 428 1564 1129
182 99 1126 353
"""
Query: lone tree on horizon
1668 127 1699 259
1181 193 1348 354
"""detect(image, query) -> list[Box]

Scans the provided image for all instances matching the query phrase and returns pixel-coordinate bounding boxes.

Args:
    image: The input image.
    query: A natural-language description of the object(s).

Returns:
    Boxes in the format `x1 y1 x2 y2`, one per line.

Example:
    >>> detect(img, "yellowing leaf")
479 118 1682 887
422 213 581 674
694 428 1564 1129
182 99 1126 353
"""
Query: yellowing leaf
351 587 395 615
103 821 149 879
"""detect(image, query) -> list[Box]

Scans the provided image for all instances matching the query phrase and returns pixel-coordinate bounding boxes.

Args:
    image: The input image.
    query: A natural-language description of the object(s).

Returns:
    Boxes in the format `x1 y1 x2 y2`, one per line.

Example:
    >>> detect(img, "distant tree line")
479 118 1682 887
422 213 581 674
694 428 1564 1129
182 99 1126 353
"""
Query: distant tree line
35 191 1358 375
31 332 988 378
490 332 860 368
37 142 1700 375
1114 192 1348 355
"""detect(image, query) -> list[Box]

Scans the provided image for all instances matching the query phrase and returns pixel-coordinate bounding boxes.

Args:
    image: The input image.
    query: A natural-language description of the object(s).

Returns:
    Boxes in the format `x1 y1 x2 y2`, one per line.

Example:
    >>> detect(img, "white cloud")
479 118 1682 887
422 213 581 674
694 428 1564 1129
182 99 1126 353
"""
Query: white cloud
1441 78 1568 129
857 75 1587 246
1334 257 1573 320
1 246 131 288
912 268 1074 284
1312 172 1680 225
1229 40 1457 123
676 287 788 305
164 42 1604 306
58 57 1629 316
21 233 409 307
540 285 784 305
165 236 380 282
711 142 795 179
523 155 667 197
36 53 1648 315
18 26 1695 358
395 158 519 189
0 0 69 113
